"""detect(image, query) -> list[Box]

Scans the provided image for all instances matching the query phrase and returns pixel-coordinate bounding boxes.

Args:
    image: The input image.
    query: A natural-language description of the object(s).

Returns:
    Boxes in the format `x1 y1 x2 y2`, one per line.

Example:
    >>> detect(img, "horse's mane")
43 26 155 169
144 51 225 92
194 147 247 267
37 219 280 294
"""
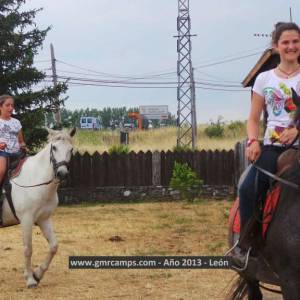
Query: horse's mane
47 130 74 144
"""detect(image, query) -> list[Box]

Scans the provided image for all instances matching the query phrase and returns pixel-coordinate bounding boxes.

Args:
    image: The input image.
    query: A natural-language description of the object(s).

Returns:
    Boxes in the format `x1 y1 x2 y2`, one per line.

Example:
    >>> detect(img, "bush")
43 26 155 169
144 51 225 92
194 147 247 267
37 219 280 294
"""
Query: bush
204 116 225 138
108 144 130 155
227 120 246 137
172 144 194 152
227 120 244 131
169 162 203 201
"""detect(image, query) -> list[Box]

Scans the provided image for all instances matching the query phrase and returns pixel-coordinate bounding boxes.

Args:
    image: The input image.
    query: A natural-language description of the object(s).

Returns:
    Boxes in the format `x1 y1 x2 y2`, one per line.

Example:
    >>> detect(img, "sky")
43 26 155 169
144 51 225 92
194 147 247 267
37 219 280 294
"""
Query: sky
24 0 300 123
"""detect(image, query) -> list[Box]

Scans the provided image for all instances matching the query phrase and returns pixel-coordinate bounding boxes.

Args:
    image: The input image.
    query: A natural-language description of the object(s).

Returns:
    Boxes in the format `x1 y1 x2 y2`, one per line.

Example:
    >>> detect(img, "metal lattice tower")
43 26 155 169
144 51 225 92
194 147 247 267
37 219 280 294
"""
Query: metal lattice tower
176 0 197 149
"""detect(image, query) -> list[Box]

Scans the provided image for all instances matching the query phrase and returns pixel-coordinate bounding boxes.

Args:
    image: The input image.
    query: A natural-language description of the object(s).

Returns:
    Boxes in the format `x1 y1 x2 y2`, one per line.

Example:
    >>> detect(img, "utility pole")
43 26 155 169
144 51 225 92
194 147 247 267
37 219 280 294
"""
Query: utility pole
289 7 293 22
50 43 62 126
175 0 197 149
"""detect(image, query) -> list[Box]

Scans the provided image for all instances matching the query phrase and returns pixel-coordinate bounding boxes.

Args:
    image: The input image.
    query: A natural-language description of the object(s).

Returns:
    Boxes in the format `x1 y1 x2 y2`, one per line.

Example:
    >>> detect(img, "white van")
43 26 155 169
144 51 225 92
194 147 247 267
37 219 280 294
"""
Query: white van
80 117 101 130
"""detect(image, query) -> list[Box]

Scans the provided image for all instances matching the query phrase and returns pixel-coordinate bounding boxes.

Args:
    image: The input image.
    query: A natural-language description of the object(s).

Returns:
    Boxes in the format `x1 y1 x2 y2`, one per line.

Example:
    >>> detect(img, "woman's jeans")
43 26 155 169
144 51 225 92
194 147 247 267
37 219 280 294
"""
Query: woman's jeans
239 145 286 229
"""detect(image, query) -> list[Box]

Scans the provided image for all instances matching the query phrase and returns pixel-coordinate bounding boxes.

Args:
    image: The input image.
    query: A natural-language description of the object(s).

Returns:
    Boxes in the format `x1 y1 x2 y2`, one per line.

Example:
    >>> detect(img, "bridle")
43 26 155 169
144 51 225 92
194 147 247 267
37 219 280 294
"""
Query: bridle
50 143 71 178
11 143 71 188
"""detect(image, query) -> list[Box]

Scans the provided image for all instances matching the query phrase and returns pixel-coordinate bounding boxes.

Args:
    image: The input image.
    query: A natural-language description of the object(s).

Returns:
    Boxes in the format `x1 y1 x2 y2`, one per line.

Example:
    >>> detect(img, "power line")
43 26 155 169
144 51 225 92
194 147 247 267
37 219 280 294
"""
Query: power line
42 78 250 92
194 70 242 83
54 69 177 80
192 45 267 66
194 51 263 69
45 74 244 88
53 48 264 82
54 69 243 84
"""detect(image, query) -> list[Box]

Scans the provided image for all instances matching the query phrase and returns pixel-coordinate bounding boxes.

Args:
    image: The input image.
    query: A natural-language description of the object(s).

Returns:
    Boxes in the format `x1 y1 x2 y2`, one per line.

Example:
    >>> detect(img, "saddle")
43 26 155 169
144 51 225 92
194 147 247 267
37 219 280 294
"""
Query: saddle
0 151 28 226
229 148 300 250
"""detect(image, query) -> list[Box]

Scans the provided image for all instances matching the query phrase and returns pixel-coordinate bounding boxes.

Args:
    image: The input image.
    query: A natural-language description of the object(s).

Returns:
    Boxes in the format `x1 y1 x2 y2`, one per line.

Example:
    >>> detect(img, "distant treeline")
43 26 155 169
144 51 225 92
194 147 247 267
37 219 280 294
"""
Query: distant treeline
46 107 176 129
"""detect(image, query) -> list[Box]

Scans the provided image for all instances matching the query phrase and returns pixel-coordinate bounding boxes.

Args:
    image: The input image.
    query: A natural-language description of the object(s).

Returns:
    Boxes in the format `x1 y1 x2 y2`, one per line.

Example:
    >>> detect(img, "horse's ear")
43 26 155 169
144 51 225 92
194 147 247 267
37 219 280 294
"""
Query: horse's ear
69 127 76 137
46 128 58 137
292 88 300 106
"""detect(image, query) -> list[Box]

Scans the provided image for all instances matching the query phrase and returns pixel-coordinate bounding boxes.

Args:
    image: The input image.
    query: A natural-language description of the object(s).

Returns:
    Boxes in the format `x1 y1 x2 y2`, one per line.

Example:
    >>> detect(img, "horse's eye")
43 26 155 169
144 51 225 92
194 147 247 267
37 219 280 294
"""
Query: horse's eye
53 145 57 151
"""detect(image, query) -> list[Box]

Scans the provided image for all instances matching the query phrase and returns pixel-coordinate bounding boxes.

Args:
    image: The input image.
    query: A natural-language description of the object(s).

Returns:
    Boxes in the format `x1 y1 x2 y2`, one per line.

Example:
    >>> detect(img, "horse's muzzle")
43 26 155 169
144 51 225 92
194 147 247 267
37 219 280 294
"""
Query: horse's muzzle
56 169 69 181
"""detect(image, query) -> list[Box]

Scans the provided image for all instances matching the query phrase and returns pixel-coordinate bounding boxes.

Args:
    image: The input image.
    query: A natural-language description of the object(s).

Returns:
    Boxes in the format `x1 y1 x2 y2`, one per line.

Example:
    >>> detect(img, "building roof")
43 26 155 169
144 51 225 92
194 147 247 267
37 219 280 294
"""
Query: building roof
242 48 280 87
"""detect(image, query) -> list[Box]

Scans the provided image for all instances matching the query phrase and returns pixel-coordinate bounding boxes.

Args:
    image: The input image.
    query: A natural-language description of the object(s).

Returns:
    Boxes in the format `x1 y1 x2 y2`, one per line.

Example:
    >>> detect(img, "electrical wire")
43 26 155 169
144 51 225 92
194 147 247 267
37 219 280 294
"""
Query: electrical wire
54 47 264 81
42 79 250 92
194 51 263 69
45 74 244 88
192 45 267 65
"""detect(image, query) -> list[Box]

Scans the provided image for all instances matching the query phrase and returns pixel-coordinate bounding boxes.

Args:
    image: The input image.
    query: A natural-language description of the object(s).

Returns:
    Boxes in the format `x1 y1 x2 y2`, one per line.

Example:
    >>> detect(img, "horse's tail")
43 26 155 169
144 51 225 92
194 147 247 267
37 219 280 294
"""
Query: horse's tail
225 276 248 300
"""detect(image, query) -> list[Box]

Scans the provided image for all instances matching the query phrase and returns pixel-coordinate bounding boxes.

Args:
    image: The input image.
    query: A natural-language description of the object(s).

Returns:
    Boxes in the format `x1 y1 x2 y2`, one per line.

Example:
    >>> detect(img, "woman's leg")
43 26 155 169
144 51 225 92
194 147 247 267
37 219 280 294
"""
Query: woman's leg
239 146 283 228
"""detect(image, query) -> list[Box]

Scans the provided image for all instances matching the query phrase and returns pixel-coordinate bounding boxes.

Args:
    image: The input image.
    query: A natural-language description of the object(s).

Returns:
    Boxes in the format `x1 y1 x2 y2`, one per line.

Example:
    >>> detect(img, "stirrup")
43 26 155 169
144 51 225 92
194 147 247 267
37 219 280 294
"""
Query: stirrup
231 247 252 272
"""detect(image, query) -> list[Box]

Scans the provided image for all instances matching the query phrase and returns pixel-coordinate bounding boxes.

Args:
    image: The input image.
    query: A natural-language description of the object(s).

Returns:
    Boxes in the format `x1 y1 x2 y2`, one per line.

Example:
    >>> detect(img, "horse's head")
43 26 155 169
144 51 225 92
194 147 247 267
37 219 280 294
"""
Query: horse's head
47 127 76 181
292 88 300 130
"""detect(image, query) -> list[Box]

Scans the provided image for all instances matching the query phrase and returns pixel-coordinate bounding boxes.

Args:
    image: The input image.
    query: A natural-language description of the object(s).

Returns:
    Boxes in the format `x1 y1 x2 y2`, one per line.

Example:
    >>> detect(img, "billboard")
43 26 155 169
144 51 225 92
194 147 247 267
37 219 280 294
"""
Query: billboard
139 105 168 120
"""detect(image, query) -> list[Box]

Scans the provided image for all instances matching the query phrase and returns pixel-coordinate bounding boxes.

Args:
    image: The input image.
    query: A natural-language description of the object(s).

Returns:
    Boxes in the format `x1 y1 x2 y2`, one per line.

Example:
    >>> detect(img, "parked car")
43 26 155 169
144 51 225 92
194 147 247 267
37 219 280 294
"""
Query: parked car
123 123 135 130
80 117 101 130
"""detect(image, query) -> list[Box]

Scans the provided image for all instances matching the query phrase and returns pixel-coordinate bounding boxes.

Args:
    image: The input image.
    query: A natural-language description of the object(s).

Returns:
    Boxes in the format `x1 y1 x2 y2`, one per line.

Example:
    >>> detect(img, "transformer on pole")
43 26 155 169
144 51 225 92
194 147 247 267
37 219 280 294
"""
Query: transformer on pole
176 0 197 149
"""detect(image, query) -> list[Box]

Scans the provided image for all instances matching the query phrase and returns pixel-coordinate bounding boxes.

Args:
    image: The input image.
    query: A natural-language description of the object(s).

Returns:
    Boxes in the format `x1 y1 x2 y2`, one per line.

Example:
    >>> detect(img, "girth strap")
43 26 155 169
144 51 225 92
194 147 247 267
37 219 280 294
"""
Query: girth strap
3 182 19 222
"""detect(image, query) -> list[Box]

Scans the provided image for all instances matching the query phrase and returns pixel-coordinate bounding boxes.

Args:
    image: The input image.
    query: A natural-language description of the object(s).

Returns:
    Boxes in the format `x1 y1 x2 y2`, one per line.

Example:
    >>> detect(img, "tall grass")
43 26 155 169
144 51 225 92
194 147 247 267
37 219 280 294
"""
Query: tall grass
74 122 249 154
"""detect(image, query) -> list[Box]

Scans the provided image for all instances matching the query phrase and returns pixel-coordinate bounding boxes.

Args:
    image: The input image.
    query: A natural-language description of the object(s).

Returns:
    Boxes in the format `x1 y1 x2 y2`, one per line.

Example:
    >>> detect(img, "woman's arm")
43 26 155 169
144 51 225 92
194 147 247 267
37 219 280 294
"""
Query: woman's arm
246 91 264 161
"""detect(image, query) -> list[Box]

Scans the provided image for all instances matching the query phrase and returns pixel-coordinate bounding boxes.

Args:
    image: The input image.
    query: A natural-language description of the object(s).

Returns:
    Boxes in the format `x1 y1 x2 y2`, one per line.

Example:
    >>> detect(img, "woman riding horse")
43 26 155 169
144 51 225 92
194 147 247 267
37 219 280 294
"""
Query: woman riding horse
235 21 300 261
228 21 300 300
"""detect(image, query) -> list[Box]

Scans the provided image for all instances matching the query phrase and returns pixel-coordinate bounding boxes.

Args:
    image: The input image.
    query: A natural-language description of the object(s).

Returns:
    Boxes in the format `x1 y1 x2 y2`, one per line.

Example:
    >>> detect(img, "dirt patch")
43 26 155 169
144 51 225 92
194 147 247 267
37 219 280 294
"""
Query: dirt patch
0 200 277 299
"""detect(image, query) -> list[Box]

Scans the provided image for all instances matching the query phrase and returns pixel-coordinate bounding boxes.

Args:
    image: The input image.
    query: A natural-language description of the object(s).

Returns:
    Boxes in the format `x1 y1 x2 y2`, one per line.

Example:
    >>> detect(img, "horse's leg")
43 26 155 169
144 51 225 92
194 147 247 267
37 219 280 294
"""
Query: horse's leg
248 280 262 300
21 218 37 288
33 218 58 282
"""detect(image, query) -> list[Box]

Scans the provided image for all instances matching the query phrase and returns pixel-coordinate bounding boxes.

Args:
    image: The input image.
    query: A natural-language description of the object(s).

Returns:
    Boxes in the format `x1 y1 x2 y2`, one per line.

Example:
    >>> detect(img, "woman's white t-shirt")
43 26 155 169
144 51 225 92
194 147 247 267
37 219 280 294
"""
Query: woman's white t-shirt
252 69 300 145
0 117 22 153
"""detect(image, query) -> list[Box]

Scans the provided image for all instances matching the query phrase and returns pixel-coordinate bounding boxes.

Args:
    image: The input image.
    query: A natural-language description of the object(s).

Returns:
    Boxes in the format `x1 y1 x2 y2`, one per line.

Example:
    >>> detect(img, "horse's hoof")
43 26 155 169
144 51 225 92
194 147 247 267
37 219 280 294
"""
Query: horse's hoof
27 282 38 289
27 278 38 288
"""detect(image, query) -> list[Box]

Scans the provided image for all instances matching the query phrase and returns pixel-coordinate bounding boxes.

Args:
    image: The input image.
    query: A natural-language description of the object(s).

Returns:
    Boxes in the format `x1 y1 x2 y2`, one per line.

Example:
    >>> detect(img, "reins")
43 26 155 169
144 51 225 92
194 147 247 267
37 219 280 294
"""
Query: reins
252 163 300 190
11 178 55 188
252 132 300 190
10 143 69 188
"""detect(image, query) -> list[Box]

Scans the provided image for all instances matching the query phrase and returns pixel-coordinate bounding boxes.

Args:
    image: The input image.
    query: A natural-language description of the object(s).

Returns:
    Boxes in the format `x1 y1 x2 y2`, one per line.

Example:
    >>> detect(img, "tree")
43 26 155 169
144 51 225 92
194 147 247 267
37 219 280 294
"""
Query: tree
0 0 67 150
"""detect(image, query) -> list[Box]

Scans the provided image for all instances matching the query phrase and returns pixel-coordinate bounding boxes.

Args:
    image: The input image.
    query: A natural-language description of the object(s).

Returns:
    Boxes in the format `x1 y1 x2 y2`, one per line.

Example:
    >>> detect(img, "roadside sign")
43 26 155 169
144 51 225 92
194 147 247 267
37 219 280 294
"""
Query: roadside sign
139 105 168 120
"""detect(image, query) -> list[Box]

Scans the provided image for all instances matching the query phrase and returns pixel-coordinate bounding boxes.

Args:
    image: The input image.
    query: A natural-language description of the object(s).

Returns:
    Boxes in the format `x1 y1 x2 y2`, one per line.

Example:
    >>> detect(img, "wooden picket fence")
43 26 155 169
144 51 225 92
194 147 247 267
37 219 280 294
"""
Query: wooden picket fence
65 144 247 188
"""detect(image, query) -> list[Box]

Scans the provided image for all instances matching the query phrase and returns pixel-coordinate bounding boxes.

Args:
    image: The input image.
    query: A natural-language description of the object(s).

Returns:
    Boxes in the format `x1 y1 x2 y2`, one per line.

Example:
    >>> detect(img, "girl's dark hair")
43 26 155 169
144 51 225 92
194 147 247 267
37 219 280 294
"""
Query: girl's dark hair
0 94 13 106
272 22 300 44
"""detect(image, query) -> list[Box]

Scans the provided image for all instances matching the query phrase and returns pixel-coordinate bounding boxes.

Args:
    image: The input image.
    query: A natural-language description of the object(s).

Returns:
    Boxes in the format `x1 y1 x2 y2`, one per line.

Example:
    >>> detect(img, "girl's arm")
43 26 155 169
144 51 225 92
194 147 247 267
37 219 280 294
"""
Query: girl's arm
18 130 26 148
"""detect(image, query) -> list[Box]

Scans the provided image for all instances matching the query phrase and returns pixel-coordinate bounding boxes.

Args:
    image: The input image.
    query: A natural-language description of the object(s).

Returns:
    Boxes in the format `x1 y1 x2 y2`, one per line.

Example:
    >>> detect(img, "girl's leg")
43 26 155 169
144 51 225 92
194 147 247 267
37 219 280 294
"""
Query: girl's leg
0 156 7 185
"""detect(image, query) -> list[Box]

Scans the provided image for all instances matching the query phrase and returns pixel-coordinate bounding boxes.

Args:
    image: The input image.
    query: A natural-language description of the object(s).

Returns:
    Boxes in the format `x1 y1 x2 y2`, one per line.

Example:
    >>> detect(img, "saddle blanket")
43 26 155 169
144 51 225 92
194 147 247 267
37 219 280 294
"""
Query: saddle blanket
229 183 282 239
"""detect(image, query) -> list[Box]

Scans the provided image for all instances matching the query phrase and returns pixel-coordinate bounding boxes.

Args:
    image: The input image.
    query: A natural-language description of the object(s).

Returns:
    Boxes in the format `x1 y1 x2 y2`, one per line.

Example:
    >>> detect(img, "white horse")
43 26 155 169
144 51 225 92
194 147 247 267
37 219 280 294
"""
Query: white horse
1 128 75 288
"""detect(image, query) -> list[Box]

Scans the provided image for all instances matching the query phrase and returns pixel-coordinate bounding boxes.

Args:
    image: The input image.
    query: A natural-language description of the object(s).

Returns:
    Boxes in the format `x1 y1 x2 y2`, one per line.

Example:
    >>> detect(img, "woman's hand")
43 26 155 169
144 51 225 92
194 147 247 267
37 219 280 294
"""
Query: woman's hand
279 127 299 145
20 143 28 153
246 141 261 162
0 142 7 150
